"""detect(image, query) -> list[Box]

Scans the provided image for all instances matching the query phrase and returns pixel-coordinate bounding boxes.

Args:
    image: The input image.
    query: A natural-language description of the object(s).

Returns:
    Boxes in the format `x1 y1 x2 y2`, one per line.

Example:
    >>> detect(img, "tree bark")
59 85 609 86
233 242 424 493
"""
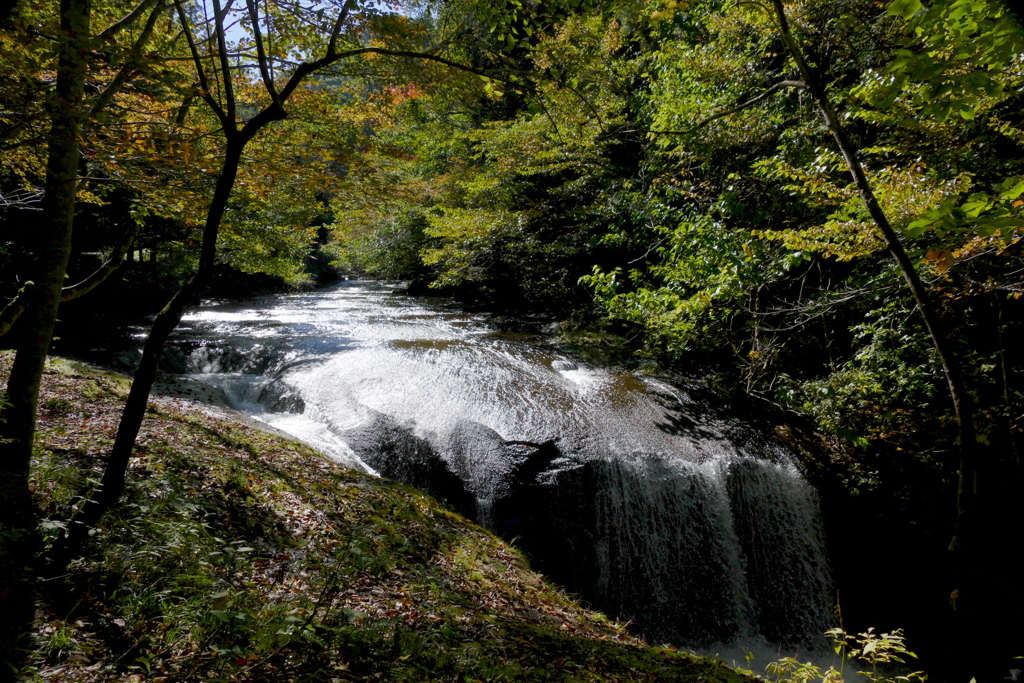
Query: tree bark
0 0 90 672
67 103 290 537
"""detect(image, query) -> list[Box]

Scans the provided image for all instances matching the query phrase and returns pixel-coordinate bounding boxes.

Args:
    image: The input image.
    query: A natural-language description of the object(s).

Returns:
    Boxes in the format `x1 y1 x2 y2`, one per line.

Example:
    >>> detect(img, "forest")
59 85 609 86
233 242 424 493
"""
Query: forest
1 0 1023 680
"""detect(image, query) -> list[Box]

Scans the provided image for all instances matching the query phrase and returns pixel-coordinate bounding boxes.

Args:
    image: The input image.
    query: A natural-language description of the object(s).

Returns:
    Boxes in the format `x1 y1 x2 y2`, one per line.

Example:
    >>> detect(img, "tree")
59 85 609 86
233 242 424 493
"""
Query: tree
326 9 652 314
0 0 170 671
763 0 973 612
760 2 1022 675
65 0 523 536
584 0 1022 673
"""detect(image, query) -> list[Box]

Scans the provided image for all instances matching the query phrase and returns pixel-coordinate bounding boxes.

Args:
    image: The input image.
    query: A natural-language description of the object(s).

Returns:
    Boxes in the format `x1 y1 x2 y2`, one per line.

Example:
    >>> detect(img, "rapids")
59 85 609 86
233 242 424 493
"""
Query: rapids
144 280 832 651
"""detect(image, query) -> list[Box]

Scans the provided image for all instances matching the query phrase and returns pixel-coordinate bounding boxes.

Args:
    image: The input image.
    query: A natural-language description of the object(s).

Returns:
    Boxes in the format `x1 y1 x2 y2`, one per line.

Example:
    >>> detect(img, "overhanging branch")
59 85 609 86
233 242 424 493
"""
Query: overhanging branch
245 0 280 104
60 222 140 302
97 0 161 41
174 0 228 126
278 46 529 106
89 0 168 121
211 0 237 125
0 282 33 340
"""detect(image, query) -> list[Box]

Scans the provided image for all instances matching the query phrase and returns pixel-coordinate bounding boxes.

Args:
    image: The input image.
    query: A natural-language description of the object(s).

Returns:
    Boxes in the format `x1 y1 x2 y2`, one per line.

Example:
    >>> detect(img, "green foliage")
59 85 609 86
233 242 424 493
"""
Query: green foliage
330 210 428 279
317 0 1022 486
901 175 1024 245
4 0 1022 674
328 10 653 312
840 0 1024 258
423 205 527 286
753 160 981 261
764 657 833 683
786 289 942 437
560 0 1024 454
582 207 807 357
867 0 1023 123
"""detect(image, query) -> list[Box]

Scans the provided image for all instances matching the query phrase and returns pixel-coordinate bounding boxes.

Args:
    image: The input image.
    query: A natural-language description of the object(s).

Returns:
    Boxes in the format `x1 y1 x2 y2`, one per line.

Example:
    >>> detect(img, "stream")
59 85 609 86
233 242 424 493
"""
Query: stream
118 280 833 652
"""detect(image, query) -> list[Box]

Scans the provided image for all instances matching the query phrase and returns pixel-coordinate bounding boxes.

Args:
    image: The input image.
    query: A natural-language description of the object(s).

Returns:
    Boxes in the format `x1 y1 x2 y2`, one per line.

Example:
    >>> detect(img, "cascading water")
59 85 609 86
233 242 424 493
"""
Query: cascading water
149 280 833 651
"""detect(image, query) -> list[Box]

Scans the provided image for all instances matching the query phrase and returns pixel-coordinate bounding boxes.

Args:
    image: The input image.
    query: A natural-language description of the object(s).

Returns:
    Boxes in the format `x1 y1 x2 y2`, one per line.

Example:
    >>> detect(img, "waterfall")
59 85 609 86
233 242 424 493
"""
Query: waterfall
159 281 834 651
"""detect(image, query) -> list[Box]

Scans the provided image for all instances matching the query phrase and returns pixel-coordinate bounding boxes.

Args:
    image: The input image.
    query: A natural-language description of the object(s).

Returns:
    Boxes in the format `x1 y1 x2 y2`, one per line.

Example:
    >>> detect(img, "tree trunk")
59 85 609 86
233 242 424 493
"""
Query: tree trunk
72 136 247 531
0 0 90 672
769 0 980 663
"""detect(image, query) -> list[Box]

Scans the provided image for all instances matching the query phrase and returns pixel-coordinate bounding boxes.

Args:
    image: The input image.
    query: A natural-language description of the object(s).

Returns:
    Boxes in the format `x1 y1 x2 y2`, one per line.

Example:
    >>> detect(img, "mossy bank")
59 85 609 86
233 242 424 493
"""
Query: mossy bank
7 355 753 682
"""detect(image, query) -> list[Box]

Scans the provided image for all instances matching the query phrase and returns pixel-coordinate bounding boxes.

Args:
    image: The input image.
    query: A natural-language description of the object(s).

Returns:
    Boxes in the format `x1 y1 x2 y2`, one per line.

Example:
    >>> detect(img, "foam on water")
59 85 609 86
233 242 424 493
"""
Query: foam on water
163 280 834 651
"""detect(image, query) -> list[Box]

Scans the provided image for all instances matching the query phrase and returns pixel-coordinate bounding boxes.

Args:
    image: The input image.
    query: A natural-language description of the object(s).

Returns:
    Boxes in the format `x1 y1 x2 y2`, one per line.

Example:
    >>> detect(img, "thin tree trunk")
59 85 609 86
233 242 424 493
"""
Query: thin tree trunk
73 137 246 529
768 0 979 634
66 90 289 533
0 0 90 672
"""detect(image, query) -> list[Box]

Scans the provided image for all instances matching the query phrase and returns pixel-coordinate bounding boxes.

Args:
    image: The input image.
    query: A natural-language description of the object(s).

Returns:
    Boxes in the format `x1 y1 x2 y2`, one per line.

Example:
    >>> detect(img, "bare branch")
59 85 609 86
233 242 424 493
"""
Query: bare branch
245 0 280 104
0 188 44 210
0 282 33 340
61 223 140 302
276 46 526 108
211 0 237 125
697 80 806 125
647 80 807 135
173 0 228 125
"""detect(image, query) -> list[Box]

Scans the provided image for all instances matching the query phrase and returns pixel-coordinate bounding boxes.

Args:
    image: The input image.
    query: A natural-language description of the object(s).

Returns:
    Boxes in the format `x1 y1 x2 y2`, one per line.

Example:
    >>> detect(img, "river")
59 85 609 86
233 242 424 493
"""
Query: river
119 280 833 653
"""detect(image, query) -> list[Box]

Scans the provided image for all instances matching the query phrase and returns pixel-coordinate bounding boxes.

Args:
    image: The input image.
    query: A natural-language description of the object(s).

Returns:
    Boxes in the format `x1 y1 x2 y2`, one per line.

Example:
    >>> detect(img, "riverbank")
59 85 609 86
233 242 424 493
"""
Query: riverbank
11 354 754 682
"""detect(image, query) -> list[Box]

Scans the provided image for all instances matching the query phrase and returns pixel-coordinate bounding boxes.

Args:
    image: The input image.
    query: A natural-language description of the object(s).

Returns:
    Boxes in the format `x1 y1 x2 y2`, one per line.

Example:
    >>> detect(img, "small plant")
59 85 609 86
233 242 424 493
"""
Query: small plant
36 620 84 663
41 396 75 416
827 627 927 683
765 657 826 683
755 627 927 683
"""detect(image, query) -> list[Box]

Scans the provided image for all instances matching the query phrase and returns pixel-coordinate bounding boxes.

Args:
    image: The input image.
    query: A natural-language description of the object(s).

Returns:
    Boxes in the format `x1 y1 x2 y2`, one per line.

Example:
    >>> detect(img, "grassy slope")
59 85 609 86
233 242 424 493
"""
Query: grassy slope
12 355 754 682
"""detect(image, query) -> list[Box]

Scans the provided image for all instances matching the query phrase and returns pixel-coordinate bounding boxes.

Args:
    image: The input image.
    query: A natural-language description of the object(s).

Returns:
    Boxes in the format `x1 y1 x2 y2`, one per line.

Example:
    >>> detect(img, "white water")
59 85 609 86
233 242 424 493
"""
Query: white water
159 280 833 651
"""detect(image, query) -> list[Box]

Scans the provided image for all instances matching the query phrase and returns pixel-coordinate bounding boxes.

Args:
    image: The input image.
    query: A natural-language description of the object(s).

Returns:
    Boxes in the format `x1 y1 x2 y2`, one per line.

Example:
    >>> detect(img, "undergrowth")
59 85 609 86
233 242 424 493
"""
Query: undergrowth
12 355 754 682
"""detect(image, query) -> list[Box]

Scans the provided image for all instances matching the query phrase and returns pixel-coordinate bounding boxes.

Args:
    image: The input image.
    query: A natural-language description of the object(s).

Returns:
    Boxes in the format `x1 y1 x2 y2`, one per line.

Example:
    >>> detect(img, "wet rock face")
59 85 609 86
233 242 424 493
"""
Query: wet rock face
257 380 305 414
343 414 477 519
490 453 746 647
333 417 832 650
724 458 832 646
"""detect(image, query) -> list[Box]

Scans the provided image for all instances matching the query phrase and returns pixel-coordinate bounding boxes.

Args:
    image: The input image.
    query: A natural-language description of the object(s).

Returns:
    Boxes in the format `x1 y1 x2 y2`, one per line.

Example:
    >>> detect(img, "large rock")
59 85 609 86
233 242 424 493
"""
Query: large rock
343 413 476 519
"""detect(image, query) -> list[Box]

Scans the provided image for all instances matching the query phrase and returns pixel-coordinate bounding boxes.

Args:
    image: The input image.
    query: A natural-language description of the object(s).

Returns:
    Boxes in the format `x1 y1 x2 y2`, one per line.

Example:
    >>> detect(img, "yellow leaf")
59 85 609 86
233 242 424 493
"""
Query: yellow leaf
925 249 954 272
